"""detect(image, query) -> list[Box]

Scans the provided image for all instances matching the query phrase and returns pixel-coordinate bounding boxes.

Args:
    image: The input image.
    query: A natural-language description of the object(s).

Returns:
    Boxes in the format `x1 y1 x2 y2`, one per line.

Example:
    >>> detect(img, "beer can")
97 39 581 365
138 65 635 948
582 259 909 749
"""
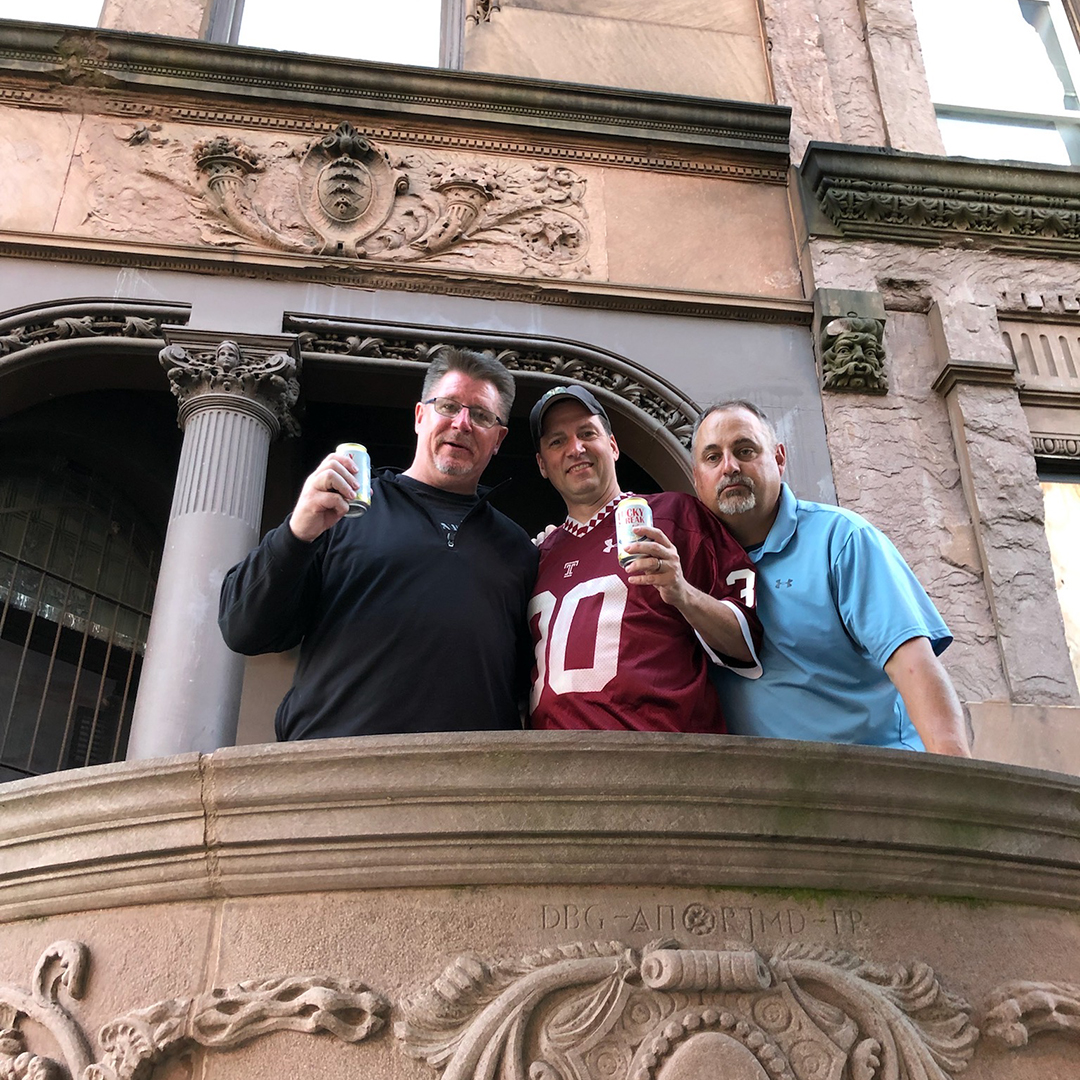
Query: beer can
615 496 653 567
336 443 372 517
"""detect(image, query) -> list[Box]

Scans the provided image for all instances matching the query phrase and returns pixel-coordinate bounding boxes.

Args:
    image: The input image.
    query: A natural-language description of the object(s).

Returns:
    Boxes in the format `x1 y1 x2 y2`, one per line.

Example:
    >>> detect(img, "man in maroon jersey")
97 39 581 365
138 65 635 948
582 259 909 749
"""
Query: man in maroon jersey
528 384 763 731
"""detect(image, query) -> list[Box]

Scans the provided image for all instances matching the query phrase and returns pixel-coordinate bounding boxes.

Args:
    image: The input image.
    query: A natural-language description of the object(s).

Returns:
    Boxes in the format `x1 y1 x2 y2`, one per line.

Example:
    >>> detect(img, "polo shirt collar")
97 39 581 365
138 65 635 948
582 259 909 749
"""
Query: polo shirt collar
749 482 798 559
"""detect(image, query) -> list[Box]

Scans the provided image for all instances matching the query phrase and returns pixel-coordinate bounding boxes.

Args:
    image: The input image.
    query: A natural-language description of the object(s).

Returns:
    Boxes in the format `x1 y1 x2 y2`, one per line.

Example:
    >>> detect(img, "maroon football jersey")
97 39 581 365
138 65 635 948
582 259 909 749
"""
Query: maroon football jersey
529 491 761 731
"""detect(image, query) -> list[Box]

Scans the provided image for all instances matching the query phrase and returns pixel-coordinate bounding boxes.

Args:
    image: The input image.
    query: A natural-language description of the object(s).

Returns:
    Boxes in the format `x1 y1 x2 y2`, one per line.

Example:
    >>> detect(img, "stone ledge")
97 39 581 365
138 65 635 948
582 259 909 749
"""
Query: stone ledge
4 732 1080 923
801 142 1080 256
0 20 790 158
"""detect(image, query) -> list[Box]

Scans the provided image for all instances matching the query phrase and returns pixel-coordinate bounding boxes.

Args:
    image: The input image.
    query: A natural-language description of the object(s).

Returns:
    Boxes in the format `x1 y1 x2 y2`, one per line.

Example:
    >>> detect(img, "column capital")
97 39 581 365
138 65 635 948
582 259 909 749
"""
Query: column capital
159 331 302 437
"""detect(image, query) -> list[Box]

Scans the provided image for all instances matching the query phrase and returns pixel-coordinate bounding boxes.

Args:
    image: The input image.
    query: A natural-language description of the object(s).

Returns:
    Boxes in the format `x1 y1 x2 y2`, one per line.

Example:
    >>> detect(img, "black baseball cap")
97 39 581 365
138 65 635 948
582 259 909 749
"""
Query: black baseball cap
530 385 610 447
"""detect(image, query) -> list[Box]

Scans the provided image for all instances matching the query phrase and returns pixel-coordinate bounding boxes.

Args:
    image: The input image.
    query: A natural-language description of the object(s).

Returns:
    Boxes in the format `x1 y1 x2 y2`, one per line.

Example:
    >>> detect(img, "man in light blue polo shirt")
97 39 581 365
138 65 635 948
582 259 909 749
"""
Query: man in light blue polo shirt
693 400 971 756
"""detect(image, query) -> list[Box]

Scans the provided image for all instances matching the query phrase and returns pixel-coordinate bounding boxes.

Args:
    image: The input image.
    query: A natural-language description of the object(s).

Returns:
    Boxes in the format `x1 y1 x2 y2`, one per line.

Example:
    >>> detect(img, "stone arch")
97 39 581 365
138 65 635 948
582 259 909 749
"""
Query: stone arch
0 298 192 420
284 313 700 492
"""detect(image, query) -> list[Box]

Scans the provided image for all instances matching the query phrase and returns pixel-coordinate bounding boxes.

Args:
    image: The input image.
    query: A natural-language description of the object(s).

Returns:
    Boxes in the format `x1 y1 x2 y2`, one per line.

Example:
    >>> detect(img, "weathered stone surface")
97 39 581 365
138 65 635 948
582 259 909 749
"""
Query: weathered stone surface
98 0 209 38
464 2 770 101
971 702 1080 773
862 0 946 153
0 109 82 233
4 739 1080 1077
601 169 801 296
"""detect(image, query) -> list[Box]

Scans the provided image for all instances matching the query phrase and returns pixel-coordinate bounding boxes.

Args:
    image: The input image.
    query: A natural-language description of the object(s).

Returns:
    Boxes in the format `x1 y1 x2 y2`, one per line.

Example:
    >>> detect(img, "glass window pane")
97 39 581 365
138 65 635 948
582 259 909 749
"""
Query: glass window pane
913 0 1075 114
0 1 101 25
938 116 1074 164
1041 478 1080 692
238 0 441 67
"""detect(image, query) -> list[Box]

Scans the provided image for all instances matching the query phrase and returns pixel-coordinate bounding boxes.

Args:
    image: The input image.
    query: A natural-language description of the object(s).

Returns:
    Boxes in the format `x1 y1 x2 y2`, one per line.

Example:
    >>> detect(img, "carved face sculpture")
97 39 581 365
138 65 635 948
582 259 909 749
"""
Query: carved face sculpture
821 317 886 389
317 159 373 224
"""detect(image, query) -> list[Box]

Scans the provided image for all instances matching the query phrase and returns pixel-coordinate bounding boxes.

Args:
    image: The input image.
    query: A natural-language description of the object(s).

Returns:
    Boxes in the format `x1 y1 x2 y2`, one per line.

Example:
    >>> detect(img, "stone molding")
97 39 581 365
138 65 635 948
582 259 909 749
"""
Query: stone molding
285 314 699 451
1033 433 1080 460
0 298 192 358
0 236 811 326
931 359 1018 398
0 23 791 159
801 142 1080 256
4 734 1080 923
159 331 302 438
0 89 788 183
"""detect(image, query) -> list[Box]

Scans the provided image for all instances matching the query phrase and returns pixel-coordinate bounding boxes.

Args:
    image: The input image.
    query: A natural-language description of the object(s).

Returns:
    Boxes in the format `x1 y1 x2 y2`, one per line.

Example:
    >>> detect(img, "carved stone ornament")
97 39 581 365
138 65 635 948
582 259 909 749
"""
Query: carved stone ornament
820 315 888 394
159 339 302 436
1032 434 1080 459
291 328 697 449
467 0 501 23
396 939 980 1080
983 980 1080 1048
192 123 590 278
0 311 176 358
0 941 388 1080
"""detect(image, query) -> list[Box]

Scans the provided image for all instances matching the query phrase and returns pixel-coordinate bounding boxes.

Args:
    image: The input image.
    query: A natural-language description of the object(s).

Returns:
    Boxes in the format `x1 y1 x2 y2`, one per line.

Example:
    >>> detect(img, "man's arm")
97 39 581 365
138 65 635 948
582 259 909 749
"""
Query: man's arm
883 636 972 757
626 524 754 662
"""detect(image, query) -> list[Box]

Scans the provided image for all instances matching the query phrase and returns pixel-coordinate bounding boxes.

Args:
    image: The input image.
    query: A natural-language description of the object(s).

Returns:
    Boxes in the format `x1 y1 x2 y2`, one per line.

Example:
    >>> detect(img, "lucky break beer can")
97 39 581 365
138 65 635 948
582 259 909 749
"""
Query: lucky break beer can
336 443 372 518
615 496 653 568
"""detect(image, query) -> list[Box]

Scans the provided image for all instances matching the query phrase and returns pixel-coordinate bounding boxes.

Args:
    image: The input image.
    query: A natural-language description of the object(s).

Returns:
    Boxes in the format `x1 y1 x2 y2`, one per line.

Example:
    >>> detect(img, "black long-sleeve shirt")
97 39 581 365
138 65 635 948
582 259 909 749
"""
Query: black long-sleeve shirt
219 471 539 740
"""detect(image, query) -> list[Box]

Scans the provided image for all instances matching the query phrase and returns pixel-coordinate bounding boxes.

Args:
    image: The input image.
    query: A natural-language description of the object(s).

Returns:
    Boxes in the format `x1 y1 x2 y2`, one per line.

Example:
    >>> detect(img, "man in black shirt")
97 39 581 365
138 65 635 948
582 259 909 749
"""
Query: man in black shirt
219 348 539 740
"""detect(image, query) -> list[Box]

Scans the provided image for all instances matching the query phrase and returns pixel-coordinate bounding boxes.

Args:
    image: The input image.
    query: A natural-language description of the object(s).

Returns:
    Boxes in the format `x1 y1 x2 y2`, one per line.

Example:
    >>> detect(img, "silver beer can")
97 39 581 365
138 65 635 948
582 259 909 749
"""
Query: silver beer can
615 496 652 567
336 443 372 517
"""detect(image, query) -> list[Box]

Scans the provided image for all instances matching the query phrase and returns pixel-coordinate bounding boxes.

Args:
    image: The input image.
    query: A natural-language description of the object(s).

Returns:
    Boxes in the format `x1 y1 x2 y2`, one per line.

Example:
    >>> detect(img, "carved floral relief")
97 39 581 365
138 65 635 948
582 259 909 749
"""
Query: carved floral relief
396 940 980 1080
189 122 591 277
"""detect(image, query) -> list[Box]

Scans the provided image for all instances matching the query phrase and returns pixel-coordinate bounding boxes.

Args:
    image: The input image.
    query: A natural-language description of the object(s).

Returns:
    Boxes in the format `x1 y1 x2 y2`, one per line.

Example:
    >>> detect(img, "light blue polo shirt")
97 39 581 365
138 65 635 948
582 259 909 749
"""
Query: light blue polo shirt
711 484 951 750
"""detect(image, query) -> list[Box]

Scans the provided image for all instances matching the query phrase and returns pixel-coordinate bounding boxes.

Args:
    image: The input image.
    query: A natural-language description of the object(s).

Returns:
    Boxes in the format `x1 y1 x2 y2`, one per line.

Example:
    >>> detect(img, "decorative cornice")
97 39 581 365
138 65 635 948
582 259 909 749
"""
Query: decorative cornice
0 21 791 159
284 314 700 451
0 298 191 356
1032 433 1080 459
801 142 1080 255
0 233 813 325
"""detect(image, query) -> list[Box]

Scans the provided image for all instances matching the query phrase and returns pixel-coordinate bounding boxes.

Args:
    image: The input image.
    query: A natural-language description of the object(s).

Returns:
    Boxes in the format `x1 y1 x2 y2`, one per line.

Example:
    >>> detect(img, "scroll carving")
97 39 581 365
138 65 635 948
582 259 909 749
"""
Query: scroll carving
0 942 388 1080
820 316 888 394
293 331 697 449
192 123 590 278
159 339 302 436
983 980 1080 1048
467 0 501 22
396 939 979 1080
0 314 164 358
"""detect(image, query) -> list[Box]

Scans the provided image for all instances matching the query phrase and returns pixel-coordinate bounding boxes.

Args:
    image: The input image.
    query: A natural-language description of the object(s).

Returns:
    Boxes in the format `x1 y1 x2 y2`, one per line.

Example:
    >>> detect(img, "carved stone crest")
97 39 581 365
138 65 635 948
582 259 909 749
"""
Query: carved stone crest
396 939 979 1080
0 941 389 1080
191 123 590 277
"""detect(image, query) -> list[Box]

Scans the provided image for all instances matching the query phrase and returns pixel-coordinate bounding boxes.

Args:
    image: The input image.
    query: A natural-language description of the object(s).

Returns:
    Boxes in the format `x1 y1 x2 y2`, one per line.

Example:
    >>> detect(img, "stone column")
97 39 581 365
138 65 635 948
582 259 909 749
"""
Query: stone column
930 299 1079 707
126 332 301 761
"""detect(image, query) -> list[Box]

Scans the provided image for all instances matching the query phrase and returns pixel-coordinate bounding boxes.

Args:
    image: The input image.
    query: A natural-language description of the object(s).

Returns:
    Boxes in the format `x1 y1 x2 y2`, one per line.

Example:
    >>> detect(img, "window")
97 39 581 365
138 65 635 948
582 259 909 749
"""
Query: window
229 0 445 67
913 0 1080 165
0 461 158 782
0 0 100 25
1040 472 1080 692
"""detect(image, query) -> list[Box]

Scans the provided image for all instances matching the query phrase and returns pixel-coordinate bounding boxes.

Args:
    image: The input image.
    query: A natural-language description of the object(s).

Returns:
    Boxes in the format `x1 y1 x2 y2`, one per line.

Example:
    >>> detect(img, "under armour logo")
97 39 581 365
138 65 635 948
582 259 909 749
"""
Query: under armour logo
603 539 617 553
775 578 793 589
564 560 580 578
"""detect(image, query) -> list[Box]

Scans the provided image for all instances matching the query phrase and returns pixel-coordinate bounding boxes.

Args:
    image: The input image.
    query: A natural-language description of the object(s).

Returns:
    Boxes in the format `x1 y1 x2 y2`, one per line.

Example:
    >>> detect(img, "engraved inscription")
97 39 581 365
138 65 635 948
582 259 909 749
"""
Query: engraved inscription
538 902 866 942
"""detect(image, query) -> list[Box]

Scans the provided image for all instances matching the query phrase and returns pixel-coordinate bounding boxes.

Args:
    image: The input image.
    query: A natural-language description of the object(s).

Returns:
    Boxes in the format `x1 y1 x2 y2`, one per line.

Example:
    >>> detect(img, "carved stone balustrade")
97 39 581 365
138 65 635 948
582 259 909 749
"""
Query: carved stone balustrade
4 733 1080 1079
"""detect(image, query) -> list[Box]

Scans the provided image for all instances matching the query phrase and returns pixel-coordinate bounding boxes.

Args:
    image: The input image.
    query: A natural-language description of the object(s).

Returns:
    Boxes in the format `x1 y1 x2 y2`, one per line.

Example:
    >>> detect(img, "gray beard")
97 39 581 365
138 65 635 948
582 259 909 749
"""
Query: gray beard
715 478 756 514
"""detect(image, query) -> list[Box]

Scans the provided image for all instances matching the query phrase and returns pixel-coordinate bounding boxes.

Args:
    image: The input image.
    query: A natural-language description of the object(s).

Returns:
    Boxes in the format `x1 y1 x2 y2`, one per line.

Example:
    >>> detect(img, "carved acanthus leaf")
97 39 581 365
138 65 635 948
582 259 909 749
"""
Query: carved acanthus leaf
0 943 389 1080
983 980 1080 1048
0 315 164 357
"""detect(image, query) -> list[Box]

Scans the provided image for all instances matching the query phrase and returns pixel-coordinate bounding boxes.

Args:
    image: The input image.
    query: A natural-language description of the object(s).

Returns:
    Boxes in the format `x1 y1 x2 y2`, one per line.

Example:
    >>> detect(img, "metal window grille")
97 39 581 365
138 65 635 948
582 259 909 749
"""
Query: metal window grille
0 461 159 783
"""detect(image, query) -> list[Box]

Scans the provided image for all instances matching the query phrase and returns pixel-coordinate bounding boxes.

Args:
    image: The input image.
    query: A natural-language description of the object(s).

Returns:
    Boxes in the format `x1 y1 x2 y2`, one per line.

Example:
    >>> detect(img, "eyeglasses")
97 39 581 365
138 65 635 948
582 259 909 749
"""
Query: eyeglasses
422 397 504 429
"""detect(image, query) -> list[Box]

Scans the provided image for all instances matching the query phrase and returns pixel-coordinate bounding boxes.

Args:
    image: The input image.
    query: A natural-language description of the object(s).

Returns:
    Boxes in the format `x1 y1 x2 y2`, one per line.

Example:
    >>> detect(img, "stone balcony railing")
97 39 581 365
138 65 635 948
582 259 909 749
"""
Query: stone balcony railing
3 732 1080 1080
